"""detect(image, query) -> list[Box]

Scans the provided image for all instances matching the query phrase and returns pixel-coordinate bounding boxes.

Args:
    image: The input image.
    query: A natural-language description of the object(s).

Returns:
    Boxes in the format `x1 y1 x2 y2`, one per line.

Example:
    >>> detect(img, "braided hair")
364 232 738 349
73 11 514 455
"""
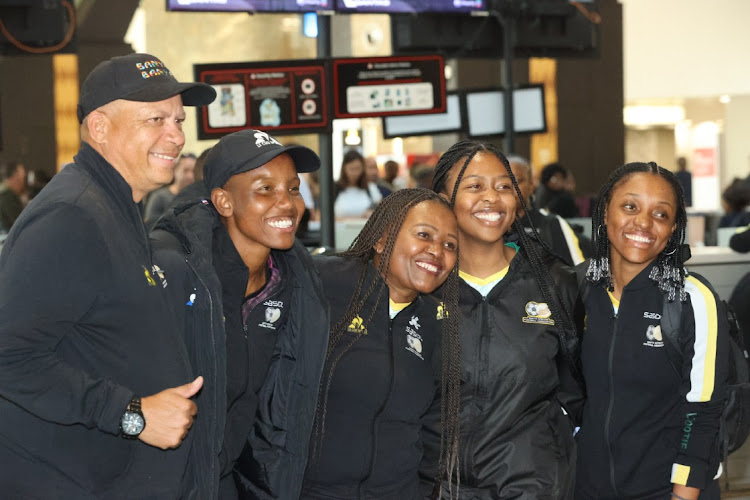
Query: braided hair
587 161 688 302
312 188 462 498
432 139 580 396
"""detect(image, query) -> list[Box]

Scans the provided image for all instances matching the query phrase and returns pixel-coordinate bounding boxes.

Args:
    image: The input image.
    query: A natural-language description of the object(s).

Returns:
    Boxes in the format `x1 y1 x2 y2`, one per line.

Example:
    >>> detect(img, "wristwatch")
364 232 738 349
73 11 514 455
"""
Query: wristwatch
119 397 146 439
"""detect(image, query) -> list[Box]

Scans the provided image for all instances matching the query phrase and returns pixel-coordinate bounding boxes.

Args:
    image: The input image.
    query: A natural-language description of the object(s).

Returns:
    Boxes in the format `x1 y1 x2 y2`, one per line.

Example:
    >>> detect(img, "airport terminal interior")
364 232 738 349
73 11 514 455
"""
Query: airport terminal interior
2 0 750 495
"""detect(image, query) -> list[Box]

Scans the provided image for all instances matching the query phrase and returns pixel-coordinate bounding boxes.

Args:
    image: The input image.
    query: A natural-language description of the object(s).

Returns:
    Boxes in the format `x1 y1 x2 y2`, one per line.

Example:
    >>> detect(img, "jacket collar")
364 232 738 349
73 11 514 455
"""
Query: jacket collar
74 141 150 244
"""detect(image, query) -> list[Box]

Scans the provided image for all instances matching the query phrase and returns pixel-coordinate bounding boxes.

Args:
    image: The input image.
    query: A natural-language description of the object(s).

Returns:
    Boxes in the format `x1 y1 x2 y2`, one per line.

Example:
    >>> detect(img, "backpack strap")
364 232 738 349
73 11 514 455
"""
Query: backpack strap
660 294 685 379
574 262 590 304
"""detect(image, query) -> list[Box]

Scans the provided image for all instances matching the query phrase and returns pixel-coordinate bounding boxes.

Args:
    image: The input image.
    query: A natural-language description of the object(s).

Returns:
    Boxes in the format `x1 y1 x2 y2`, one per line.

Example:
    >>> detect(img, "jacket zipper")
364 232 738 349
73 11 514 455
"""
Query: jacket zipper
605 313 619 497
358 318 396 499
185 258 218 496
460 296 488 482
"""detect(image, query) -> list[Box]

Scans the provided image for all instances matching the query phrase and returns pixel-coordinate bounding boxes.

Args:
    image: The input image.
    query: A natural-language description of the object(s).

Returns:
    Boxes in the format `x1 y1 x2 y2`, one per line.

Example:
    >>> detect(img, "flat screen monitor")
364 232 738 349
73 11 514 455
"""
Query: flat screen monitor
335 0 485 14
166 0 333 13
382 93 462 139
465 85 546 137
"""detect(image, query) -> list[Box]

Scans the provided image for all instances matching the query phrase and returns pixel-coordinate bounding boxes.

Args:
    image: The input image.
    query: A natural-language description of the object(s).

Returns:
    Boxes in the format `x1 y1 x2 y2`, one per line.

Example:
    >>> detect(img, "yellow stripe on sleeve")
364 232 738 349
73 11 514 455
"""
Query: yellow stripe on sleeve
557 216 585 265
671 463 690 485
684 275 718 402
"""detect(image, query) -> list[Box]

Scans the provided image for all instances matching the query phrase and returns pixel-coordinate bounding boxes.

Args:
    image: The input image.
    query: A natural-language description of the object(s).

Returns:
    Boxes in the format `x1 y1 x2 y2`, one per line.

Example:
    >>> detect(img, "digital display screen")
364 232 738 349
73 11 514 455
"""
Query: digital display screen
383 93 462 139
335 0 484 13
465 85 546 137
166 0 333 13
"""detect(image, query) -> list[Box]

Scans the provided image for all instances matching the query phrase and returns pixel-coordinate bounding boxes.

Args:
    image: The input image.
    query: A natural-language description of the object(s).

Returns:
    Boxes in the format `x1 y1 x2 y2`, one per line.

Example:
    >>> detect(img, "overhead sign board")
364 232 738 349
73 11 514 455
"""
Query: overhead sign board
332 55 445 119
167 0 333 12
194 60 330 139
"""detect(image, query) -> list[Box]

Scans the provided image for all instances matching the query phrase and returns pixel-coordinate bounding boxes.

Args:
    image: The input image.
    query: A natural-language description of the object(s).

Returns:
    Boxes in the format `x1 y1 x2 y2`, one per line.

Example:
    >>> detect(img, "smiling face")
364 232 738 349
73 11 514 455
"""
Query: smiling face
213 153 303 253
94 96 186 202
377 200 458 303
444 152 517 247
605 172 677 273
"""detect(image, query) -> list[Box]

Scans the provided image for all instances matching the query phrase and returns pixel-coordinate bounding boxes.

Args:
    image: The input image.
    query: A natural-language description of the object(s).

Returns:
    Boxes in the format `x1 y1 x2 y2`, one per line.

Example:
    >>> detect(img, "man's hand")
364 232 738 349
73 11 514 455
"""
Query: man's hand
139 376 203 449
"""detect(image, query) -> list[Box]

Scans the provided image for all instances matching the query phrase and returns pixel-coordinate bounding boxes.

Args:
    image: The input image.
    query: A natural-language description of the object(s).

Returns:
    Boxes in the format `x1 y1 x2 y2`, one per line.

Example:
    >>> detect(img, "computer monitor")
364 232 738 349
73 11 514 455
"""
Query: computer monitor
465 85 546 137
382 93 462 139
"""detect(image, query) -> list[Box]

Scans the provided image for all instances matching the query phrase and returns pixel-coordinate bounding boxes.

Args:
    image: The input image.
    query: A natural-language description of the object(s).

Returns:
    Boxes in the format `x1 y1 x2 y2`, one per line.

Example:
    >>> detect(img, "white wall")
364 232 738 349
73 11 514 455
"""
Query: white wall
623 0 750 101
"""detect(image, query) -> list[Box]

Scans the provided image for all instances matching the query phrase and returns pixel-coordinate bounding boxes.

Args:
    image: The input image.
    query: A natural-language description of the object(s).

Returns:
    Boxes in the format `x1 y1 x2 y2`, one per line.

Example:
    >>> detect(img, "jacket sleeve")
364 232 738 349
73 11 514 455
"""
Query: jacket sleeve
0 204 133 434
552 261 586 425
670 274 728 489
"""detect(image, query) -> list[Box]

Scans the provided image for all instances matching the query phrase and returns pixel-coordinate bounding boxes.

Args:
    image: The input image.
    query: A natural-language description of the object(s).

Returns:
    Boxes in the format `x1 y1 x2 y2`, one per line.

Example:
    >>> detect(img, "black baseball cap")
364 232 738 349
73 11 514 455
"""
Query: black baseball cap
77 53 216 123
203 130 321 191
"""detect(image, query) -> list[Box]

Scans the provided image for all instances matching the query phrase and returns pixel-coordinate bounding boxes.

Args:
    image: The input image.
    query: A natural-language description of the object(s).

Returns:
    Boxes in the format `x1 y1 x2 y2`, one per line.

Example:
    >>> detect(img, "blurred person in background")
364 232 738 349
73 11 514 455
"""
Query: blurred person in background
507 155 589 266
144 152 196 228
364 156 392 200
718 179 750 228
408 163 435 190
0 161 27 232
675 157 692 207
536 162 580 218
334 150 373 219
26 168 52 201
383 159 407 191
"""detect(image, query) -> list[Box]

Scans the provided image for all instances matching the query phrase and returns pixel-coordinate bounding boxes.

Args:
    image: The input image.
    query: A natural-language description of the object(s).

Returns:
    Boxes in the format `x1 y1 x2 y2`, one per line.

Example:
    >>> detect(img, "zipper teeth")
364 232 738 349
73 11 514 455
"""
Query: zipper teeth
186 258 217 494
605 313 618 497
359 317 396 499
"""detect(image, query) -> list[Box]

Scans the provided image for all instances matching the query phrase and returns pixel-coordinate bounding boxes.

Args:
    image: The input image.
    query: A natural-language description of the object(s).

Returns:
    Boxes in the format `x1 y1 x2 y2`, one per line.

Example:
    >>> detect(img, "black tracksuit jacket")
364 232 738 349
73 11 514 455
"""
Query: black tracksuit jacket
301 256 444 500
420 248 583 499
575 262 728 499
0 143 194 498
152 194 330 499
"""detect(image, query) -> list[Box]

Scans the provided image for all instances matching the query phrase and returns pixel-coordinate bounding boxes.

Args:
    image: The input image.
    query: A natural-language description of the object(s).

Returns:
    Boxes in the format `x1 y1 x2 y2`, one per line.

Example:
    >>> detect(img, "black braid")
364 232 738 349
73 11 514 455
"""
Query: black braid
310 189 462 498
432 139 581 410
587 161 688 302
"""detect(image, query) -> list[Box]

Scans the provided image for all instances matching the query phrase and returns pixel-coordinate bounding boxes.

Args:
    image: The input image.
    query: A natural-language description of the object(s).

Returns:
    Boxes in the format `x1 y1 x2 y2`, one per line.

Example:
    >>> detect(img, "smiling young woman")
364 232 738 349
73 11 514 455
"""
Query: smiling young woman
422 140 583 499
576 162 729 500
301 188 462 500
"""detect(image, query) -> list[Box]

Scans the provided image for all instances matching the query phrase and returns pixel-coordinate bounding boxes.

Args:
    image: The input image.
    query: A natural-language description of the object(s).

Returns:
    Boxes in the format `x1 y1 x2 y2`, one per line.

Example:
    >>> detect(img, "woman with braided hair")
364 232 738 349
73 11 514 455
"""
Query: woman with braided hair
575 162 728 499
421 140 583 498
301 188 462 499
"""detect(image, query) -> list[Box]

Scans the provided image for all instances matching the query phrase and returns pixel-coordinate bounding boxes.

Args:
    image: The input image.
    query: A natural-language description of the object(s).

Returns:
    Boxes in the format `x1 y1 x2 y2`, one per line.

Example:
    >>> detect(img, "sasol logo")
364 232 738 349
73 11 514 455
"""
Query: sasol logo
643 311 662 320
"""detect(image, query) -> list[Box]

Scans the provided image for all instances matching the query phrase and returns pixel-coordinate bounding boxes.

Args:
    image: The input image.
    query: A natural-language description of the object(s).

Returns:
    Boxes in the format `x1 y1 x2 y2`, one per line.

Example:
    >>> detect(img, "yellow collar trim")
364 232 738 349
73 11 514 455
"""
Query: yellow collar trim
607 290 620 309
459 267 509 286
389 298 412 312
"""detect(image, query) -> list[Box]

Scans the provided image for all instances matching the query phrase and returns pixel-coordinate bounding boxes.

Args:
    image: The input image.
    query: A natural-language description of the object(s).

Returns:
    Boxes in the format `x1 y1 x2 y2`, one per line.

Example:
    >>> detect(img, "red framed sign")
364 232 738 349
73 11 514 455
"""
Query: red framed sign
332 55 446 119
194 60 330 139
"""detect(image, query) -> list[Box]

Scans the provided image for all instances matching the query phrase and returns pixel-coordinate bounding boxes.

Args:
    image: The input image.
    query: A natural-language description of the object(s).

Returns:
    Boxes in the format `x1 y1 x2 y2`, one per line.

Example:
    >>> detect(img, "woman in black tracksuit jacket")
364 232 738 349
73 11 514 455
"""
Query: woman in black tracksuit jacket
300 189 462 499
575 162 728 500
421 141 584 499
151 130 329 499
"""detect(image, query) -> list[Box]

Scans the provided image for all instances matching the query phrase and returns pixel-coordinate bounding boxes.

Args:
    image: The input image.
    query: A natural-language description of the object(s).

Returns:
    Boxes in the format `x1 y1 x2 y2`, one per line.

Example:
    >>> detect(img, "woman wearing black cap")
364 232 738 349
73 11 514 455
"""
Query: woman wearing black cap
151 129 329 499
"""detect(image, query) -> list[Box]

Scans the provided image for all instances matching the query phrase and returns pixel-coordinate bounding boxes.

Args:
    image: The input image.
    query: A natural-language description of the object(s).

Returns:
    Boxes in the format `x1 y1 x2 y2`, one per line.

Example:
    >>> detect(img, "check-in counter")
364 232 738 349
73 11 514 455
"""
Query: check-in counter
685 246 750 301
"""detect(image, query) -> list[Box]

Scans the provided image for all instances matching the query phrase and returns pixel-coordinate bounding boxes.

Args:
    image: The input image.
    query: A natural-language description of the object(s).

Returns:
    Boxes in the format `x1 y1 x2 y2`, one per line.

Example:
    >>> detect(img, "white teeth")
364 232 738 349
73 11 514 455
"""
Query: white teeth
626 234 652 243
416 262 438 273
475 212 501 221
152 153 175 161
268 219 293 229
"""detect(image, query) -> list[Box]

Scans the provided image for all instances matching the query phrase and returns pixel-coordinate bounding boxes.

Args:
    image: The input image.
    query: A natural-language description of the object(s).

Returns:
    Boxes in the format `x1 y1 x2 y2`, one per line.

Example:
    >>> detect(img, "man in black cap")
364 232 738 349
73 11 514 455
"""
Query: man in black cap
0 53 215 498
151 129 330 499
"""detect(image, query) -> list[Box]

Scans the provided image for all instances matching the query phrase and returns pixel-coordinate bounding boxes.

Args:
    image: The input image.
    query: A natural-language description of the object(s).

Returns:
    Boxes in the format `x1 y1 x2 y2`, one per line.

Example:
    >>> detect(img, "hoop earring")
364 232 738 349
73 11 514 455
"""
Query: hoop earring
663 246 677 256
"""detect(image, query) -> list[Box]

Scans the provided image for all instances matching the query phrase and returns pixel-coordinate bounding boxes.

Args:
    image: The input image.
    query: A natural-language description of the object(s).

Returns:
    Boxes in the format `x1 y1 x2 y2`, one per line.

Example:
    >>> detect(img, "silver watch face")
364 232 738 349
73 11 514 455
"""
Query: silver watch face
121 411 145 436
